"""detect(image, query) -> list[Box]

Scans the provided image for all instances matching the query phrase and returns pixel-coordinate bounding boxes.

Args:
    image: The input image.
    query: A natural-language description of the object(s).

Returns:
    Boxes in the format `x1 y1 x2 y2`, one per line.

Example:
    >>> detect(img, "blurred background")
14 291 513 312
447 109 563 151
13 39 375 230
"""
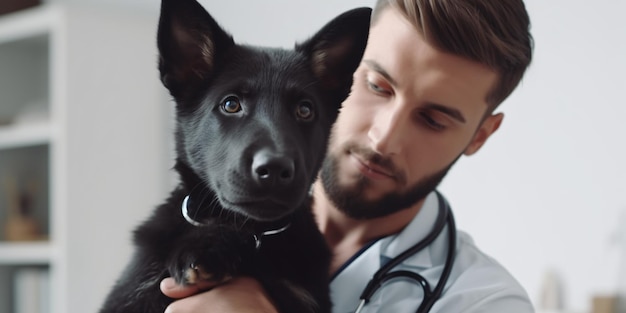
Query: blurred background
0 0 624 312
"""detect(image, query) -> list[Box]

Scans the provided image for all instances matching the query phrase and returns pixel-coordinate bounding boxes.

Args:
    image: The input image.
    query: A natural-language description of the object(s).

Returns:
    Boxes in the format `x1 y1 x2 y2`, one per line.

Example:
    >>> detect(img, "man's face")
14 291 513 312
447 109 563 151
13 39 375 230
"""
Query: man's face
321 7 502 219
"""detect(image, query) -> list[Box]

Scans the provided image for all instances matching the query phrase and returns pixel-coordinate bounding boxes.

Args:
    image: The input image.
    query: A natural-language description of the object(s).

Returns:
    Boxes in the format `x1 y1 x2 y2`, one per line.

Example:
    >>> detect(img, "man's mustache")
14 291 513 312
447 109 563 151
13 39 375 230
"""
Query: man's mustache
343 142 406 185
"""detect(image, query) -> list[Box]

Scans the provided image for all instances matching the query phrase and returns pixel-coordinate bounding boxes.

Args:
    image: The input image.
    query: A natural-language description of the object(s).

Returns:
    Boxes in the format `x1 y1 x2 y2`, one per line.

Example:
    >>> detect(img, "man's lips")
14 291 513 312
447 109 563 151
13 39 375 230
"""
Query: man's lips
350 154 395 180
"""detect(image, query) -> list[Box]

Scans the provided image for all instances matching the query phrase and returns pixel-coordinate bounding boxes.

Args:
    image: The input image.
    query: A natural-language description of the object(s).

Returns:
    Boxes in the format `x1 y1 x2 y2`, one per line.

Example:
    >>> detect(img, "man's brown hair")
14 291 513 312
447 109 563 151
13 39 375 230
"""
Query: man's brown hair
373 0 534 109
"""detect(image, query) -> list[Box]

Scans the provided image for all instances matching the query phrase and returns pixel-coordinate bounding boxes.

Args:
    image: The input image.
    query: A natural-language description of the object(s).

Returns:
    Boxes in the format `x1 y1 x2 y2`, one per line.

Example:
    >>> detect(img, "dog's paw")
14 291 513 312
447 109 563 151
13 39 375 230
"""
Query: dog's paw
167 228 254 286
185 263 233 284
185 263 214 283
170 259 221 285
168 249 245 286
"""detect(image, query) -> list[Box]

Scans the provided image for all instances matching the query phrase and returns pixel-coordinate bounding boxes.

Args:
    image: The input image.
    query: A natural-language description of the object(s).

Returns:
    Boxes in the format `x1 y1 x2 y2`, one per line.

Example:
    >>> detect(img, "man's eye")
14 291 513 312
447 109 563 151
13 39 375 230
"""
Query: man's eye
420 113 446 131
221 96 242 113
366 79 390 95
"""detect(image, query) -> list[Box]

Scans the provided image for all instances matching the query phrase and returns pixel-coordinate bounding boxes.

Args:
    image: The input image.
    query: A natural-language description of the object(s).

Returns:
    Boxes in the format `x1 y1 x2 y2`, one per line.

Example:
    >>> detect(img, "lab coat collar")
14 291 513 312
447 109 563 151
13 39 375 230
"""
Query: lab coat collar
331 238 384 312
330 191 444 312
379 191 440 268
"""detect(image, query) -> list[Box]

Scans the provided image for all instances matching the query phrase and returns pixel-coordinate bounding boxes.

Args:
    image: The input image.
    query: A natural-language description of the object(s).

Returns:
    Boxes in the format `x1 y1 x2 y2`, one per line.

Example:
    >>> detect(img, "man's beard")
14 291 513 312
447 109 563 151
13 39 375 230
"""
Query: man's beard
320 144 458 220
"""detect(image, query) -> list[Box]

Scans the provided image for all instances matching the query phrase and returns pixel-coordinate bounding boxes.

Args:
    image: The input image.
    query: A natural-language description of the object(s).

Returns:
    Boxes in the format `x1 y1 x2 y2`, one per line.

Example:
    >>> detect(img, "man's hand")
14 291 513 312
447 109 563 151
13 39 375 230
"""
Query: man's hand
160 277 218 299
161 277 279 313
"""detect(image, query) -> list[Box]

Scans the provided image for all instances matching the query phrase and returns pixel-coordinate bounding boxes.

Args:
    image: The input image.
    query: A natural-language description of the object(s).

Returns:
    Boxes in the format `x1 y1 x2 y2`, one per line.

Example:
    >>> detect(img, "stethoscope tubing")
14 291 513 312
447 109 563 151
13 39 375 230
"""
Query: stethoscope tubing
418 202 456 312
354 191 457 313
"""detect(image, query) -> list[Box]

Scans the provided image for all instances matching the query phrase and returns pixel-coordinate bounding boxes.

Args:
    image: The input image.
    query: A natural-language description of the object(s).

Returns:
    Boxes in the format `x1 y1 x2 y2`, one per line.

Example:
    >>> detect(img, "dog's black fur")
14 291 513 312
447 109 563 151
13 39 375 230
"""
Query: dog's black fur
99 0 370 312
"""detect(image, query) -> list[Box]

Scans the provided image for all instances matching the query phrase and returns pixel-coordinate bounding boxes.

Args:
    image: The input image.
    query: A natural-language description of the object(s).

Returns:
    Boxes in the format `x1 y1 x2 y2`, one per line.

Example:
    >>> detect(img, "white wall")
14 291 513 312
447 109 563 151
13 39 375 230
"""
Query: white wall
46 0 625 312
440 0 626 311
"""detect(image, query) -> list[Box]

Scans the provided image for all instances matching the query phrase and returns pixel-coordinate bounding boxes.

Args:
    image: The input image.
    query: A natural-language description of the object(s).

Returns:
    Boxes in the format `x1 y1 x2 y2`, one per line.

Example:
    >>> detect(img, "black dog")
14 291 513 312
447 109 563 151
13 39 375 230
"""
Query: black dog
99 0 370 312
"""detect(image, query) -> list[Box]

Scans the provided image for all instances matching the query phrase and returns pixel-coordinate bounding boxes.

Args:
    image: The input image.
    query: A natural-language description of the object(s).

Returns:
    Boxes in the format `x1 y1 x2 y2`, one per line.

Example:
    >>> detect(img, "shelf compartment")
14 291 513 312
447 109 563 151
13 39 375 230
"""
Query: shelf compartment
0 144 50 242
0 262 50 313
0 33 49 125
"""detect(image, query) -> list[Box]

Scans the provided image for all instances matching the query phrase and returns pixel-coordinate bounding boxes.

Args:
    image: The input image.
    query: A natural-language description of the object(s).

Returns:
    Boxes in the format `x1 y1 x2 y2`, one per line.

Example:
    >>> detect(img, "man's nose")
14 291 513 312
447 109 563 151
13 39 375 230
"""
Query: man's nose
367 105 407 156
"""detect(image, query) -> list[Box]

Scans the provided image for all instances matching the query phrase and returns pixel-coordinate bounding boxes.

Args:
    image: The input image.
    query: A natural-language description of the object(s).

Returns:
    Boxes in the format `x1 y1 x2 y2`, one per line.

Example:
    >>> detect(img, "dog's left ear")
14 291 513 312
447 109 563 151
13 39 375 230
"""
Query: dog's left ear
296 7 371 93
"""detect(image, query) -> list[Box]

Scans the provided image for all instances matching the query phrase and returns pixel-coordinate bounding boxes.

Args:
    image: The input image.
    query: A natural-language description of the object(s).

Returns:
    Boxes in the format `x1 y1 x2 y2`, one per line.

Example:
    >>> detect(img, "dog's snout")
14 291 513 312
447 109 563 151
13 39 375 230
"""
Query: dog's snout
251 149 295 187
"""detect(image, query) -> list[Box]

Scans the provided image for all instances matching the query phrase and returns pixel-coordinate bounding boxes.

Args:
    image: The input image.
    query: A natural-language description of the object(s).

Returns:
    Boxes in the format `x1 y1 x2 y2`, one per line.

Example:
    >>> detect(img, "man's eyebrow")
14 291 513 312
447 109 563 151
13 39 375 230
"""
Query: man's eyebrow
363 59 466 124
363 59 397 86
424 102 467 123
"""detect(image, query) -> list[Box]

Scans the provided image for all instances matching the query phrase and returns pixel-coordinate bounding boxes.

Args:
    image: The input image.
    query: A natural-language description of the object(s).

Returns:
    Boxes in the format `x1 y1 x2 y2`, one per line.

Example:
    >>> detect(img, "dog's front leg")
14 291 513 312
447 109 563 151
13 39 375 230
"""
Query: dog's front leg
166 225 257 287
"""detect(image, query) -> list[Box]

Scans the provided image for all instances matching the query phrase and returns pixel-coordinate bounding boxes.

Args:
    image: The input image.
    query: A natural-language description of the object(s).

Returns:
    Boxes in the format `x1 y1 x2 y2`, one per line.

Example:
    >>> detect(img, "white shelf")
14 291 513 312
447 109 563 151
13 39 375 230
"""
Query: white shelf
0 4 168 312
0 5 58 45
0 122 51 149
0 242 52 265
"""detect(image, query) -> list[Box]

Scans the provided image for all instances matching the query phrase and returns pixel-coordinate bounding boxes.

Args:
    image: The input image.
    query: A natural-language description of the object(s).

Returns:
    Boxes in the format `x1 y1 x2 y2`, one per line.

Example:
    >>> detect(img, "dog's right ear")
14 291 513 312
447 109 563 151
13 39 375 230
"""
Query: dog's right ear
296 7 371 95
157 0 234 99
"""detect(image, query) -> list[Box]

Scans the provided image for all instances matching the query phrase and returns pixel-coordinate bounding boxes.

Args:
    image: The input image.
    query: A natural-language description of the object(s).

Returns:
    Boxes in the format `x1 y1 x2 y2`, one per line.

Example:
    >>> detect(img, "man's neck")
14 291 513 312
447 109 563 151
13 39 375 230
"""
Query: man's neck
311 181 424 274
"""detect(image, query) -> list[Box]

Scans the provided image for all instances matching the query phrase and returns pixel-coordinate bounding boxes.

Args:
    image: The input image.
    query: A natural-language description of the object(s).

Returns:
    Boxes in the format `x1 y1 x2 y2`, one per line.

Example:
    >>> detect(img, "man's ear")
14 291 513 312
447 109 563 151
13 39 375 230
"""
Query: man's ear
464 112 504 156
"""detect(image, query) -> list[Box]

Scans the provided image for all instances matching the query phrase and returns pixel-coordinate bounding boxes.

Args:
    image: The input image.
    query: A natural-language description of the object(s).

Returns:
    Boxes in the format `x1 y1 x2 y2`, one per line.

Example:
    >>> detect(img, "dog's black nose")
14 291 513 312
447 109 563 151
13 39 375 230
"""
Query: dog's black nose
252 149 295 188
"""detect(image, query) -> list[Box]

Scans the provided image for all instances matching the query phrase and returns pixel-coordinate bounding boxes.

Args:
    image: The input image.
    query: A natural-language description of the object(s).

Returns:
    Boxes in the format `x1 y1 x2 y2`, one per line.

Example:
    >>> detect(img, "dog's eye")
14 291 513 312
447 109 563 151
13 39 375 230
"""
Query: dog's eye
222 96 242 113
295 101 314 121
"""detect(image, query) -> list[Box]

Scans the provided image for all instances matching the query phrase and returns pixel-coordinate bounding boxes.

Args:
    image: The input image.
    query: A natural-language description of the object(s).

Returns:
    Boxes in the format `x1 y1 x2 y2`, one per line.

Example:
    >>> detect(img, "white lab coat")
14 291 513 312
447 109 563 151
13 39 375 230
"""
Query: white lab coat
330 191 535 313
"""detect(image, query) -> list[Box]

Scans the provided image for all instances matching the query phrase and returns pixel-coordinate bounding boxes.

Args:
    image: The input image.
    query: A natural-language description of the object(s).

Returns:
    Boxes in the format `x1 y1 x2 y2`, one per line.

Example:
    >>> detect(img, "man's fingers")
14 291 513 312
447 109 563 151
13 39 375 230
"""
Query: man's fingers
160 277 217 299
163 277 279 313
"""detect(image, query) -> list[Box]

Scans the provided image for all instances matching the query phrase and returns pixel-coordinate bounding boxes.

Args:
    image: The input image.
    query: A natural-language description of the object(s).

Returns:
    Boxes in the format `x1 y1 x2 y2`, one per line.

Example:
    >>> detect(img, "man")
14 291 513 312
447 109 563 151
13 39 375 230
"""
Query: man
160 0 534 312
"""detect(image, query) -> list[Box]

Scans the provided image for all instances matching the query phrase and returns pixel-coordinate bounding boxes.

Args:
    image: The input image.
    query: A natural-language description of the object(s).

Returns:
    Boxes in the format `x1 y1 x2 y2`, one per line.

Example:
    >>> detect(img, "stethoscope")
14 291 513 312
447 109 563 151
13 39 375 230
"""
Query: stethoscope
354 191 457 313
